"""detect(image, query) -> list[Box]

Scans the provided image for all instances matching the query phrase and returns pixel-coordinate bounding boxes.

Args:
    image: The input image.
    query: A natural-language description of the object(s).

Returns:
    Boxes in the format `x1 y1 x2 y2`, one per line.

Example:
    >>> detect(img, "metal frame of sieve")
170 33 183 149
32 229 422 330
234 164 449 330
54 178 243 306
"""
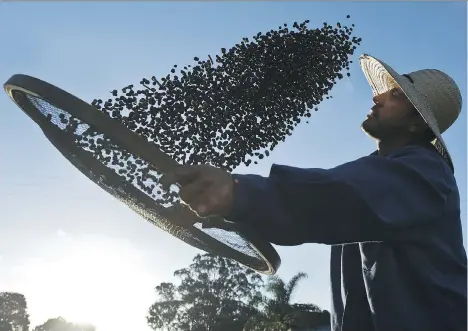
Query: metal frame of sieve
3 74 281 274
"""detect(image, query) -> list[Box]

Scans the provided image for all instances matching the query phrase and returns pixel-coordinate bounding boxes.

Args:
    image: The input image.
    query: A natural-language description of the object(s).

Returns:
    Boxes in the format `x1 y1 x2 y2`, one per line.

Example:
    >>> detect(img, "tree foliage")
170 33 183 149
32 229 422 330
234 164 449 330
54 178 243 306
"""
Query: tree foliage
244 272 329 331
0 292 95 331
33 317 95 331
147 253 264 331
1 258 328 331
0 292 30 331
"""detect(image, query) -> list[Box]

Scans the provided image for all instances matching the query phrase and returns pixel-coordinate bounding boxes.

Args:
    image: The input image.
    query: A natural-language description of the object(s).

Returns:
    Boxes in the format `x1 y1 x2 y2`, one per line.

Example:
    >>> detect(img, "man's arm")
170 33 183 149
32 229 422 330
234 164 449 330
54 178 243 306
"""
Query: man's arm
226 145 454 245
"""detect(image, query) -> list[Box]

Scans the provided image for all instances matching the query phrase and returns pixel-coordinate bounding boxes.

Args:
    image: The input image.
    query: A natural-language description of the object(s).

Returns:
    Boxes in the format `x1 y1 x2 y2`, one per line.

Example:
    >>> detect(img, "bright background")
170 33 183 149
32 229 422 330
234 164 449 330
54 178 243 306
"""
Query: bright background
0 2 466 331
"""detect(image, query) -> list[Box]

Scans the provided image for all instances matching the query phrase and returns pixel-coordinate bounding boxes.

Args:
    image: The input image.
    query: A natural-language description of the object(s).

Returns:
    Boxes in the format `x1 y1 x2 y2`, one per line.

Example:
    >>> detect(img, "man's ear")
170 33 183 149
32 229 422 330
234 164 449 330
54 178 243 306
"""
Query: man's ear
408 113 429 134
408 116 435 142
409 123 429 134
408 125 418 133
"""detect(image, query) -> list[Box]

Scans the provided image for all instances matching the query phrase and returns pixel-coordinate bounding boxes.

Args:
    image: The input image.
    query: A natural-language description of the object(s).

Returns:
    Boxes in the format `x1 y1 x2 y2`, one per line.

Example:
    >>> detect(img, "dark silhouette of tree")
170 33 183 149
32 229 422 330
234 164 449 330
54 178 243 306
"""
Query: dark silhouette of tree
0 292 30 331
147 253 264 331
283 308 330 331
244 272 330 331
33 317 95 331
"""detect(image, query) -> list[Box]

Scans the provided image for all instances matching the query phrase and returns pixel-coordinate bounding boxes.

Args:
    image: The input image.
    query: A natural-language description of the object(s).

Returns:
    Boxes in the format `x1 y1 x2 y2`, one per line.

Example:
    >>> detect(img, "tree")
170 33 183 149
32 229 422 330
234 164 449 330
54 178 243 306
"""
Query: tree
147 253 265 331
245 272 329 331
33 317 95 331
282 308 330 331
0 293 94 331
0 292 30 331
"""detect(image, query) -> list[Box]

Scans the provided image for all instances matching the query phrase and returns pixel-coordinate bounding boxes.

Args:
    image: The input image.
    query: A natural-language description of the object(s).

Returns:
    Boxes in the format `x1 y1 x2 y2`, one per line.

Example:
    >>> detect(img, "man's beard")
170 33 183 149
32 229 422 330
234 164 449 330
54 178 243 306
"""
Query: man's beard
361 118 380 139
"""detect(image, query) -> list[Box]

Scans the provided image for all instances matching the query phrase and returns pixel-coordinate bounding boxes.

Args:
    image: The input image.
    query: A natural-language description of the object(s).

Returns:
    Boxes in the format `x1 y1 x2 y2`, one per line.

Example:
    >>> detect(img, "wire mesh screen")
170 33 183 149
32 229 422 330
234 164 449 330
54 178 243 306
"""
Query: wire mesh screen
20 91 271 271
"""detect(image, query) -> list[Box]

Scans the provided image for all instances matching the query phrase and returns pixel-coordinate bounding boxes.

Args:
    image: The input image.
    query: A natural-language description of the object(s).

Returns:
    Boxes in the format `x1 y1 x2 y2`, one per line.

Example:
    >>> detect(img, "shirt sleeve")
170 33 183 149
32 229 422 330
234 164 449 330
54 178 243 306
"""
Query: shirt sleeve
225 145 454 245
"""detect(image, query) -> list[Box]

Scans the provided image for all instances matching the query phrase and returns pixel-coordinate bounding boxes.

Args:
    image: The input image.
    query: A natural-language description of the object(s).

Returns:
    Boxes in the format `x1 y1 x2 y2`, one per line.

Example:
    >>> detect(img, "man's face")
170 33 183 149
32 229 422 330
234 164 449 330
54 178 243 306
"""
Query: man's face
361 87 418 141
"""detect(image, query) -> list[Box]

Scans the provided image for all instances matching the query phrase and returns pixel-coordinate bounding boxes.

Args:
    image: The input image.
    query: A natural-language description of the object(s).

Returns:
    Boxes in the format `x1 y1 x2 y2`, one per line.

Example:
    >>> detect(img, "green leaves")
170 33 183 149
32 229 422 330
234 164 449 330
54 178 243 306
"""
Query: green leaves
33 317 95 331
0 292 30 331
0 293 96 331
245 272 329 331
147 253 264 331
147 255 329 331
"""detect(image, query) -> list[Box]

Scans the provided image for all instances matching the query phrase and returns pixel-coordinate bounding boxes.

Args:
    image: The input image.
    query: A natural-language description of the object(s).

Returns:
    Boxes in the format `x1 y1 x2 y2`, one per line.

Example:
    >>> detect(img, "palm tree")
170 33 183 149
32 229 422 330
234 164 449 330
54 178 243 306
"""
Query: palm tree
265 272 310 314
245 272 329 331
244 272 331 331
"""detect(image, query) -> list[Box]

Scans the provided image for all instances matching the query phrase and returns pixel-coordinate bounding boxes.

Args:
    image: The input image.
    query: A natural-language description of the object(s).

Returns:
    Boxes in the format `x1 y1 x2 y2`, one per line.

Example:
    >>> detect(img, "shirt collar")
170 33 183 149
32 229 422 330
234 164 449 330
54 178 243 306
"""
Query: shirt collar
369 141 435 157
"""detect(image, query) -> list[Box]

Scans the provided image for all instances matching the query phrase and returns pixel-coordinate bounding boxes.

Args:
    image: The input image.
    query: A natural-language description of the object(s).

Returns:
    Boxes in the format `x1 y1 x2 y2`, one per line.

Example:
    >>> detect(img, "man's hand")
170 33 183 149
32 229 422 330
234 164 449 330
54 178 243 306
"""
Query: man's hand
161 164 235 218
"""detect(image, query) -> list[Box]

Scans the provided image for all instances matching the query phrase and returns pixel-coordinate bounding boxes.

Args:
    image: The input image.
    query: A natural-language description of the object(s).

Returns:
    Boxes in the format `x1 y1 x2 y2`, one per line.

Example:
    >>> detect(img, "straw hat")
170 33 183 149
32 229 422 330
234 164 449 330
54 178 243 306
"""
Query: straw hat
359 54 462 172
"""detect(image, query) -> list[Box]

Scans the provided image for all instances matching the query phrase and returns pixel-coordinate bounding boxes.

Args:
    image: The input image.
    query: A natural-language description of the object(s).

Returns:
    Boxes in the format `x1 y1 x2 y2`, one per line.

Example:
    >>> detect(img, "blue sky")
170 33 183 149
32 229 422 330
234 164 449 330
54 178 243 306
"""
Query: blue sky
0 2 466 331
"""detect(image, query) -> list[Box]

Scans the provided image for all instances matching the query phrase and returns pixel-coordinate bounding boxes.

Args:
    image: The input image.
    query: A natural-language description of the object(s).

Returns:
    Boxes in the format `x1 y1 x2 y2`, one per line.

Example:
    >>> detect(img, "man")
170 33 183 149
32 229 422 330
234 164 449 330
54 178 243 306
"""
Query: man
162 54 467 331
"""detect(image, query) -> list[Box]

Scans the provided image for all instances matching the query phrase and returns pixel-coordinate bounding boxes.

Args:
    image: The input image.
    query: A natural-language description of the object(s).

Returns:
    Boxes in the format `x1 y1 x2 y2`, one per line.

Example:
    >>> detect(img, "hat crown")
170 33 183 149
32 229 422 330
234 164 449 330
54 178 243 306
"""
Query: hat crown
406 69 462 133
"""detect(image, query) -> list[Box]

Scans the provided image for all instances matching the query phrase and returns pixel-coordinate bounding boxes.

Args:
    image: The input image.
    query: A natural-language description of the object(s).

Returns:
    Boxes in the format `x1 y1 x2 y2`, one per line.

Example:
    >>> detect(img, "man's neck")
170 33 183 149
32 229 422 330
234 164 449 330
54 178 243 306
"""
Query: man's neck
376 138 411 156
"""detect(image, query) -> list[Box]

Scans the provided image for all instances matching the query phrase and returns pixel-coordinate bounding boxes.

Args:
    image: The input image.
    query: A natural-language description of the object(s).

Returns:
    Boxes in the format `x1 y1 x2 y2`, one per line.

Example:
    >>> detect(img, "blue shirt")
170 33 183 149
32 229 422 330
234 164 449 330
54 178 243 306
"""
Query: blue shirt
227 143 467 331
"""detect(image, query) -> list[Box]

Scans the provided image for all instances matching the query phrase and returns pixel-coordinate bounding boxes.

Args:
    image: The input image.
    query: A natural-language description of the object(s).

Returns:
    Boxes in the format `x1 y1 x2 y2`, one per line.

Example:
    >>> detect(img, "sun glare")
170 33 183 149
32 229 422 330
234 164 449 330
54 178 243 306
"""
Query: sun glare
12 233 156 331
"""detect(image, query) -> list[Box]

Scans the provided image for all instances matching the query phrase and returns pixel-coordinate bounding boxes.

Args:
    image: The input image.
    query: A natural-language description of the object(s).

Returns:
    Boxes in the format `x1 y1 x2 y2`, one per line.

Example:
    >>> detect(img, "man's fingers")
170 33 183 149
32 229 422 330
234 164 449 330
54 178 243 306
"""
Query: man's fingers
179 180 208 205
160 165 201 190
173 165 200 182
159 164 232 218
160 172 177 191
189 189 222 217
188 190 212 217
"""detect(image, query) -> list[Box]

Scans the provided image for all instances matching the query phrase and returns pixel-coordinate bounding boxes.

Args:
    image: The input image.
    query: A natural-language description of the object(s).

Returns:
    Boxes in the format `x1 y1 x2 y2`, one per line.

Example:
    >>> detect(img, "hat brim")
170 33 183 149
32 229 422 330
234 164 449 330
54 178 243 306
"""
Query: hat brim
359 54 453 172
